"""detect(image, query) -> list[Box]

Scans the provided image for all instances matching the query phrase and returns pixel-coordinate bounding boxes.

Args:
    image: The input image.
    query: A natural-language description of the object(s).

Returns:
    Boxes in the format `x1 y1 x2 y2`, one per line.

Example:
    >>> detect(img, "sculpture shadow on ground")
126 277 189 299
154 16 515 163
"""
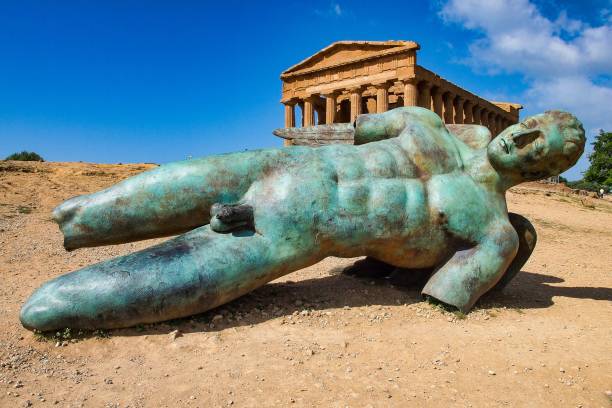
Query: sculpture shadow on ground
105 268 612 338
479 270 612 310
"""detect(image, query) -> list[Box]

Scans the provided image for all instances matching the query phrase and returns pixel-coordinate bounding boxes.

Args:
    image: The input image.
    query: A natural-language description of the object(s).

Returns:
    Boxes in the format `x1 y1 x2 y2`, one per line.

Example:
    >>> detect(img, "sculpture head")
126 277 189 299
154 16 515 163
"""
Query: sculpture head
487 111 585 184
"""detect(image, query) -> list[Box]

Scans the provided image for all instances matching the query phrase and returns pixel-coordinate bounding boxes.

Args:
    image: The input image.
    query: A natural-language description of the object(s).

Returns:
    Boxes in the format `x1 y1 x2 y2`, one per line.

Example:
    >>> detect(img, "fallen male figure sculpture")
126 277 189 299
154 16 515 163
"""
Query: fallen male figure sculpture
20 107 585 331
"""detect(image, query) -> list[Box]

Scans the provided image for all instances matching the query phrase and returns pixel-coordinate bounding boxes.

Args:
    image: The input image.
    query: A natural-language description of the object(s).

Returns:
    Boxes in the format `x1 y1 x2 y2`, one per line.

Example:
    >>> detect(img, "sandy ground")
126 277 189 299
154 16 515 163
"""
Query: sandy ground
0 160 611 408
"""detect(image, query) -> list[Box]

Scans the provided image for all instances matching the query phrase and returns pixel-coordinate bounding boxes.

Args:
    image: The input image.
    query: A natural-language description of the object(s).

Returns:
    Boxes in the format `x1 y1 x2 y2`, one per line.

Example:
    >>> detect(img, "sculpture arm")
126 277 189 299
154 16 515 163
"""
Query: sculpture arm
354 106 447 144
273 107 445 146
422 223 519 312
444 124 492 149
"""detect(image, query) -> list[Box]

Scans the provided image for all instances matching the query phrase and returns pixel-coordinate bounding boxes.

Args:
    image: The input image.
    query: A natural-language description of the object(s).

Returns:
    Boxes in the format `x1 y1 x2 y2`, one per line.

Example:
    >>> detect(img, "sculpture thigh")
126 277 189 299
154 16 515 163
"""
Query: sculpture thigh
20 227 317 331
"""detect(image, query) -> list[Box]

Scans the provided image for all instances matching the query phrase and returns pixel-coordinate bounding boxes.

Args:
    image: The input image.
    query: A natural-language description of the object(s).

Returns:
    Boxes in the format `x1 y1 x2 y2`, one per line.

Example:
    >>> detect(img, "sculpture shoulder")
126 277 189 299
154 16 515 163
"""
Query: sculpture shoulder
445 124 492 150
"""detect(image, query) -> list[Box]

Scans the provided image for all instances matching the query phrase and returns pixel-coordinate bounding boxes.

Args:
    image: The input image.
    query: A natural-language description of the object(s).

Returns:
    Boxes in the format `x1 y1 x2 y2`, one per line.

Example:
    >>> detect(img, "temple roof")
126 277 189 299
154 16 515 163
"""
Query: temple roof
281 40 419 79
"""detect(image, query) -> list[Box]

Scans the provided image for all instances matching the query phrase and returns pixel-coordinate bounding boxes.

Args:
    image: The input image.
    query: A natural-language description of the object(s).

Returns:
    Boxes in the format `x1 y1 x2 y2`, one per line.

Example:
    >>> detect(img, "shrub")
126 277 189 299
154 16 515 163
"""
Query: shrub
5 151 44 161
566 180 601 192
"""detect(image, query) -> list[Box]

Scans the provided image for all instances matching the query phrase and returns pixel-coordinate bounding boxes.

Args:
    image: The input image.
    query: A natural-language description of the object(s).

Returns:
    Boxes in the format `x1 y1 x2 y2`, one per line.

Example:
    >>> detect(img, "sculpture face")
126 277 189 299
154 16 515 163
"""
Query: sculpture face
487 111 585 182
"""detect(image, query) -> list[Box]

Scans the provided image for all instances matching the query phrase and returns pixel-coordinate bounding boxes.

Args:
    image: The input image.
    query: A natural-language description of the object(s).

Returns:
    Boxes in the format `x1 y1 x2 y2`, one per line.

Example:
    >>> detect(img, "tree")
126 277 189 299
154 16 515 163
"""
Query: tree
583 130 612 188
5 151 44 161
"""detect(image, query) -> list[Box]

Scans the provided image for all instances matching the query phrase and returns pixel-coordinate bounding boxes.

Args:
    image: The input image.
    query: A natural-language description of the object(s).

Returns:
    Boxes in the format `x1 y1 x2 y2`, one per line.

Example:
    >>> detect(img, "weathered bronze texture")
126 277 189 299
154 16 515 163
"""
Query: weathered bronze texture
20 108 585 331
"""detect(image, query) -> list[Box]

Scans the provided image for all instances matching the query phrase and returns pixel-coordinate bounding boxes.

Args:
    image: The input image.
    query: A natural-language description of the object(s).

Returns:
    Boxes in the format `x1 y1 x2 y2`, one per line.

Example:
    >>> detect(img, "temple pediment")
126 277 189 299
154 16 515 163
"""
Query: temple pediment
281 41 419 78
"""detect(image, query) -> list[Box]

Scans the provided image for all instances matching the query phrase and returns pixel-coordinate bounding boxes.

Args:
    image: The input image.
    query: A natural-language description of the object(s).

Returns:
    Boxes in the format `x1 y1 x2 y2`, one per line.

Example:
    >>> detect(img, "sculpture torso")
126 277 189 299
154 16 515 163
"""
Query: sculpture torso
246 116 510 269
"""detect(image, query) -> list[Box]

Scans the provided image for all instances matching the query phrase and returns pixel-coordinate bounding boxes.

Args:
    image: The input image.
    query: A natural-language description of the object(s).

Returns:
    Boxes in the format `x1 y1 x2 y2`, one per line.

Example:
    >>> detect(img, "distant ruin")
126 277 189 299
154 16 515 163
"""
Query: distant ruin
278 41 522 145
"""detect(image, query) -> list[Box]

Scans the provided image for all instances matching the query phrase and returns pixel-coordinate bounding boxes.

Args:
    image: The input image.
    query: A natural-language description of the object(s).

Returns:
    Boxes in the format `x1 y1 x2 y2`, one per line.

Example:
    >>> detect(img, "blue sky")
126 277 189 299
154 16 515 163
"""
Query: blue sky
1 1 610 180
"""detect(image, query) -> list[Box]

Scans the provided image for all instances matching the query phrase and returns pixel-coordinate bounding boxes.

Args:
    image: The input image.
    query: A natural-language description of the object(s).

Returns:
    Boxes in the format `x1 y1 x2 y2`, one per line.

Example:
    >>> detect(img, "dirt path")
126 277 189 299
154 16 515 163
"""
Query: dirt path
1 161 611 408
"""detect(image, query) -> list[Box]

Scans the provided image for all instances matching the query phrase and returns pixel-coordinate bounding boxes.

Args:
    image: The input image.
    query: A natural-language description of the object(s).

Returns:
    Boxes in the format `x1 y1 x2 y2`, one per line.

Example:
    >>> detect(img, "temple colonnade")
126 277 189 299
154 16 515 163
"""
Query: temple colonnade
283 77 517 137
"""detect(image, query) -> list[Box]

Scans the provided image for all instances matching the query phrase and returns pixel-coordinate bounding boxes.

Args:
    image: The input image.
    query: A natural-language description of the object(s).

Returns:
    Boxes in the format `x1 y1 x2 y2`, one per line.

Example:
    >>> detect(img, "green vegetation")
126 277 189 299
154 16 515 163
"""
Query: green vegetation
567 179 603 192
17 206 33 214
566 130 611 192
584 130 611 188
5 151 44 161
33 327 110 343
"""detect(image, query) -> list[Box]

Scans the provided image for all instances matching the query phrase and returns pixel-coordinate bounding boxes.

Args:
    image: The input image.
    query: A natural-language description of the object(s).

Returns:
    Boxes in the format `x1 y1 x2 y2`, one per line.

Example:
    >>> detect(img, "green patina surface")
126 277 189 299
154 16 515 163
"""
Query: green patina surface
20 107 585 331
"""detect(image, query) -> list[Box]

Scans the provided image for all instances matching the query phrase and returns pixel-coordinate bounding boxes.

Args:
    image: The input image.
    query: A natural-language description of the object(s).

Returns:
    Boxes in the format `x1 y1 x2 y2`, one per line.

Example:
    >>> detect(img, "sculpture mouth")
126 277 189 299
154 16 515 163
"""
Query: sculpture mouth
500 138 510 154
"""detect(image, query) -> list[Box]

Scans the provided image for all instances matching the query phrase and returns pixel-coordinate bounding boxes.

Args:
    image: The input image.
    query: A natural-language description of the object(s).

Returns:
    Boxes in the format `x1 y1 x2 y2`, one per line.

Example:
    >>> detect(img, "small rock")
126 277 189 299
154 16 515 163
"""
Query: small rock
169 330 183 340
189 395 196 400
559 367 565 373
488 370 496 376
212 314 223 322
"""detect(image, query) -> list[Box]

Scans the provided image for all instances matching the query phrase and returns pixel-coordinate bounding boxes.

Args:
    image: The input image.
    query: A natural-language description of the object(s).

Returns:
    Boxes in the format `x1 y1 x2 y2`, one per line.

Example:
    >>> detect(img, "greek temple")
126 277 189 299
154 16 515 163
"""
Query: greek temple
278 41 522 145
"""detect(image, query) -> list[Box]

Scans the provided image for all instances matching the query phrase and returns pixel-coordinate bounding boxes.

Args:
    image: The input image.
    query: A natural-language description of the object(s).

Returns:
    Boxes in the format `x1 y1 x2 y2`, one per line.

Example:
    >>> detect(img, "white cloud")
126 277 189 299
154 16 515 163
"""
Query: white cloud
333 3 342 16
315 2 344 18
440 0 612 178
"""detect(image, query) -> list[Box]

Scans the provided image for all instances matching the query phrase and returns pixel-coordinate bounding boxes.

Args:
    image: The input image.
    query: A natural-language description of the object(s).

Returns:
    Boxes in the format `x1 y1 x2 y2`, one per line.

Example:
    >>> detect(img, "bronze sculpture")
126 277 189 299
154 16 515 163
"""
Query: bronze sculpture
20 107 585 331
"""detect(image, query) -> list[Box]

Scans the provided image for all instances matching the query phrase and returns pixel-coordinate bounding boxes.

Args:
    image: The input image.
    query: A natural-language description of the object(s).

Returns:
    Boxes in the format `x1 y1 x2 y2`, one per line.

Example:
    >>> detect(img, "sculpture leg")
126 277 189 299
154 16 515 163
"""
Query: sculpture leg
20 226 313 331
52 150 289 250
490 213 537 292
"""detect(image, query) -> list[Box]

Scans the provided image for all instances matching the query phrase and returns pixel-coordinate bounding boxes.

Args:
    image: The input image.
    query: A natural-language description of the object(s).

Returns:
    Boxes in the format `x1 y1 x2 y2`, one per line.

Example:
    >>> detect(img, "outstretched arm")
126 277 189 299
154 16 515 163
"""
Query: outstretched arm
354 107 446 144
273 107 446 146
422 223 519 312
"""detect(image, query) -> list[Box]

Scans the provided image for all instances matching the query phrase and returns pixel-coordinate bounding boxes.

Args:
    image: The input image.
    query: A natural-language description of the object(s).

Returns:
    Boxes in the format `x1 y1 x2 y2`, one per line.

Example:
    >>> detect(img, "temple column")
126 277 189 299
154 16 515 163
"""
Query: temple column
473 105 482 125
283 101 295 128
402 78 418 106
374 82 389 113
463 100 473 124
488 112 496 134
480 109 488 128
303 96 315 127
443 92 454 124
418 81 432 110
323 92 337 124
349 86 363 122
496 116 502 134
282 101 296 146
432 87 443 119
453 96 465 124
